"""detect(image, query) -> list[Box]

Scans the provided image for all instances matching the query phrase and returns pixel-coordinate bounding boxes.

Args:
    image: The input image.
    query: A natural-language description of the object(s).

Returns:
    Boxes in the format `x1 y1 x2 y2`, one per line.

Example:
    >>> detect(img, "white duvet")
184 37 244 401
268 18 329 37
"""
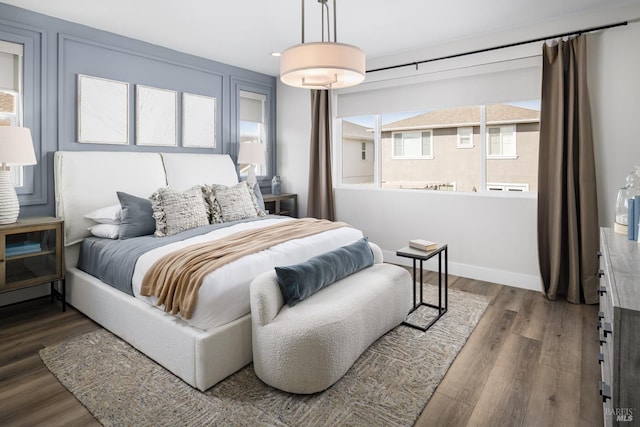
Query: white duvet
132 217 364 330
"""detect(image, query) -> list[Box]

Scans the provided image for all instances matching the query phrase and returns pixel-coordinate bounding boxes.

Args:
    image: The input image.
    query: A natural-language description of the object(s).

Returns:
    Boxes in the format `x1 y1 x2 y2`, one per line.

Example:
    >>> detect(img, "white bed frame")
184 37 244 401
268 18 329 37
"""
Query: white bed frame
54 151 252 391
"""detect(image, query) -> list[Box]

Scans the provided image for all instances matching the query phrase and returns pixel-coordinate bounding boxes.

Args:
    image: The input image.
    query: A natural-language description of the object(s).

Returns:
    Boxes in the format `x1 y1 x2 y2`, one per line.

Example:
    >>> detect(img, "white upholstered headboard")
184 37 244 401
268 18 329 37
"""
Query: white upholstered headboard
54 151 239 248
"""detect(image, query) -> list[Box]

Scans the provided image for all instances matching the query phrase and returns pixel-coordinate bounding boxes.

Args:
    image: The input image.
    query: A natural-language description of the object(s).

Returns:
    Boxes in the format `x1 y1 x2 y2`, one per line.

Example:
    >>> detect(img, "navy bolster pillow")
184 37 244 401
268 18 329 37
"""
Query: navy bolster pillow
275 237 374 307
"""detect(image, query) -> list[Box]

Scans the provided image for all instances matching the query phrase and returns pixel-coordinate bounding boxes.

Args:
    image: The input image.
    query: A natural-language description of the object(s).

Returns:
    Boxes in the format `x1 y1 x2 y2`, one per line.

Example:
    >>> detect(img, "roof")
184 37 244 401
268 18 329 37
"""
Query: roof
382 104 540 131
342 120 374 141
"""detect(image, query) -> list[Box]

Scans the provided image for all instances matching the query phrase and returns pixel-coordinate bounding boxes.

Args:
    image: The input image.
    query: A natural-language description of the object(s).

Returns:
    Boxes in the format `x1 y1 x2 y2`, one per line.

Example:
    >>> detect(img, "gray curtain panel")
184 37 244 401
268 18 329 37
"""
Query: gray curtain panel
307 90 336 220
537 35 599 304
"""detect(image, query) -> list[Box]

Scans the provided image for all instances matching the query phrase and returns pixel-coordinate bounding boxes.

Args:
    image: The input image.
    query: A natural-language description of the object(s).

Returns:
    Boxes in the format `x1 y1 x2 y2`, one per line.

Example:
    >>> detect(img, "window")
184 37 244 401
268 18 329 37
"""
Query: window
238 90 267 177
392 131 432 159
487 183 529 192
339 101 540 193
0 40 24 187
457 127 473 148
487 125 516 157
340 116 375 185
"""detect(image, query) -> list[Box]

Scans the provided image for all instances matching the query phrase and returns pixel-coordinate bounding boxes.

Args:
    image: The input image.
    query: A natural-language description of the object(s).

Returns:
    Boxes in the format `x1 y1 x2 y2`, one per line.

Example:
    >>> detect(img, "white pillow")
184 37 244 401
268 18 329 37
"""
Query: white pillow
85 204 122 225
88 224 120 239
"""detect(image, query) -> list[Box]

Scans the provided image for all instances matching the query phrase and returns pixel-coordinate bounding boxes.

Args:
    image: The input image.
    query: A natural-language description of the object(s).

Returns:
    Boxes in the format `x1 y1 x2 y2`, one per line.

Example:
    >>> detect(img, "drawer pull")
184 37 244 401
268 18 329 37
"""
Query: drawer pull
599 381 611 402
598 311 605 320
598 352 605 364
598 286 607 296
597 251 602 258
597 269 605 278
602 322 612 337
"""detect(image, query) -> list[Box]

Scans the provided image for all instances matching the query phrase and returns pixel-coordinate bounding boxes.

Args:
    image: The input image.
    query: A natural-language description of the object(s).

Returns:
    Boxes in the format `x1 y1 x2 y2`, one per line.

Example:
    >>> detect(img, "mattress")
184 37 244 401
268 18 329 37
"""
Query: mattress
80 216 364 330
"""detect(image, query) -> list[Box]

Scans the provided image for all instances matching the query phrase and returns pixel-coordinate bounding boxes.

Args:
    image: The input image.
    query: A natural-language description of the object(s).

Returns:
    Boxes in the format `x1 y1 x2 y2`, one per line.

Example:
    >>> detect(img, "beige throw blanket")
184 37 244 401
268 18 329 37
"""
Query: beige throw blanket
140 218 350 319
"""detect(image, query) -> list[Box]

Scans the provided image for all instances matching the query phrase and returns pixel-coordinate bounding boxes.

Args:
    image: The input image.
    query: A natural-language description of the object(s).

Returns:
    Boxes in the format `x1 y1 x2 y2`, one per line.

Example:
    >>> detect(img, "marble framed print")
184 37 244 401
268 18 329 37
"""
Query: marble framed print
182 93 216 148
135 85 177 146
77 74 129 145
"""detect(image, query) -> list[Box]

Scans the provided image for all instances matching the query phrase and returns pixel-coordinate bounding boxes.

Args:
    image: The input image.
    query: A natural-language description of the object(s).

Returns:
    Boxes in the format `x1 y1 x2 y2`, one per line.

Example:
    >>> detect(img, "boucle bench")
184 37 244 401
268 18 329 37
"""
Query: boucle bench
250 241 412 394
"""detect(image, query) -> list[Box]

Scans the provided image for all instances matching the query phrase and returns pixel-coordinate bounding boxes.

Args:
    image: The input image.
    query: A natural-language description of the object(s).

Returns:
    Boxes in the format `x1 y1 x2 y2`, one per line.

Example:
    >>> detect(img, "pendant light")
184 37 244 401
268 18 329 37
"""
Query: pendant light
280 0 365 90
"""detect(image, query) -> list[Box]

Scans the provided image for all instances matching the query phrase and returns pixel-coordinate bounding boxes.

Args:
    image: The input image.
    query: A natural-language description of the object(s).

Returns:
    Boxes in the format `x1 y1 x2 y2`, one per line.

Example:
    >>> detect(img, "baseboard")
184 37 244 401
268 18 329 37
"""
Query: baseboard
383 250 542 292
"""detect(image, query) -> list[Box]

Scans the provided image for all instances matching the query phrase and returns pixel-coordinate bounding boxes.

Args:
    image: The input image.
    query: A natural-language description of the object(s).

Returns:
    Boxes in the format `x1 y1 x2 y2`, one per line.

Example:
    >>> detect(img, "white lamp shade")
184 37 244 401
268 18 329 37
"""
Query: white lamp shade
237 141 265 166
0 127 37 166
280 42 366 90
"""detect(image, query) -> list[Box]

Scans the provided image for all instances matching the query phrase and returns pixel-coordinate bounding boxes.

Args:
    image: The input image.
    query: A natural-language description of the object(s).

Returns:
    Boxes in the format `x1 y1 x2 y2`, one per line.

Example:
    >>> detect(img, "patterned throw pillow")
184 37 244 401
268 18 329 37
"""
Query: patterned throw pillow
150 186 209 237
206 181 266 223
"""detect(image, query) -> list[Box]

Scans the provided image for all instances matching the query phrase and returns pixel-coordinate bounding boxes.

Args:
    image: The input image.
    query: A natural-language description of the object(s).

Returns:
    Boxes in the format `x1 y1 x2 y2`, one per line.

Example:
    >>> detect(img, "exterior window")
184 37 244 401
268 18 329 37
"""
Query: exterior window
457 127 473 148
239 90 267 177
340 101 539 193
341 116 375 185
392 131 432 159
487 125 516 157
487 183 529 192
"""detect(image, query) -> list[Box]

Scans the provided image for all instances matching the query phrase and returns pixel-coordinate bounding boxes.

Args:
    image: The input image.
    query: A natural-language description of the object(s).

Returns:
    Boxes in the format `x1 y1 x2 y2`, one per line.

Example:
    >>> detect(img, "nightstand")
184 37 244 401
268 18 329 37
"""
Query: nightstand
0 217 65 311
263 193 298 218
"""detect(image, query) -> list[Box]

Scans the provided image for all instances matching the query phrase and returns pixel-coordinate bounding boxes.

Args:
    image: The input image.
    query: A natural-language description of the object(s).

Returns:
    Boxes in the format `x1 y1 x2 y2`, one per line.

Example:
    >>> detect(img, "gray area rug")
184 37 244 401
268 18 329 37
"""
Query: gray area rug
40 285 490 427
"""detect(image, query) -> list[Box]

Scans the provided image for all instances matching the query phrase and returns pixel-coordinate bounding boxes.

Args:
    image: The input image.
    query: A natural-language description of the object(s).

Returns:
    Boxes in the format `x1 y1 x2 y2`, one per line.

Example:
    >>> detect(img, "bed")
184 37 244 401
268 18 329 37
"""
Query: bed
54 151 363 391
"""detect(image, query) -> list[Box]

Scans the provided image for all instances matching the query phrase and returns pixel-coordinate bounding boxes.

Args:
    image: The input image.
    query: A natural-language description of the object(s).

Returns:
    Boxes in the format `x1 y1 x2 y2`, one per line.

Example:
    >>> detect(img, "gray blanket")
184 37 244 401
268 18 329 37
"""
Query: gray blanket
78 217 273 295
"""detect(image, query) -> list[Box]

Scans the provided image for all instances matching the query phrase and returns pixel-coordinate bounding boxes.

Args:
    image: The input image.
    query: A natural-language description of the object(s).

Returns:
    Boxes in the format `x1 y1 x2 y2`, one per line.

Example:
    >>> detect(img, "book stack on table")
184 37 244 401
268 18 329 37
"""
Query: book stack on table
409 239 438 252
6 241 42 257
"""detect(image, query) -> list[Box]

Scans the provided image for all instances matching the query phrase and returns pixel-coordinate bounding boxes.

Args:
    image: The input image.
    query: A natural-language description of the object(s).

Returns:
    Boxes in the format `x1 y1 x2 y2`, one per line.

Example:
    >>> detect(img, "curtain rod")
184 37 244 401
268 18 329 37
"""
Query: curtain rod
367 21 628 74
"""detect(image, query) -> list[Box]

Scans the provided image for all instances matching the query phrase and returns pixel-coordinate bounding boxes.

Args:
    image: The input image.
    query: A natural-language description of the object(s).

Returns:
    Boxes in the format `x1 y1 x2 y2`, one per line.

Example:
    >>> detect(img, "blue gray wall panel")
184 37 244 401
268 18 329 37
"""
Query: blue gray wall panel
0 2 277 217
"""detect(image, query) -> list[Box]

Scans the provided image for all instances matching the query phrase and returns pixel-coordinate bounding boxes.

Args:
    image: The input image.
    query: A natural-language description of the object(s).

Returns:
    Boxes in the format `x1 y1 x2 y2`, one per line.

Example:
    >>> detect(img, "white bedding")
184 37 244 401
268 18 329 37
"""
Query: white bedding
132 217 364 330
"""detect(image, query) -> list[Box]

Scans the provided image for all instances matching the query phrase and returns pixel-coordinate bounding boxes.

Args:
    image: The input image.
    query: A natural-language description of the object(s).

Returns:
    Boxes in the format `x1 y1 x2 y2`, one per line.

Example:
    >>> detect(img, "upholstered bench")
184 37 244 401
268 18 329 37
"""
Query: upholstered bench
250 241 412 394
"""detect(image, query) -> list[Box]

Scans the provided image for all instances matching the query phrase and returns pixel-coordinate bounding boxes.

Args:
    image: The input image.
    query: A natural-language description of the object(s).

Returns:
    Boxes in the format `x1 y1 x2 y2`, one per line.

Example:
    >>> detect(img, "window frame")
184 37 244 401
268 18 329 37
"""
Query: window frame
457 126 474 148
391 130 434 160
486 182 529 192
231 78 276 189
486 125 517 159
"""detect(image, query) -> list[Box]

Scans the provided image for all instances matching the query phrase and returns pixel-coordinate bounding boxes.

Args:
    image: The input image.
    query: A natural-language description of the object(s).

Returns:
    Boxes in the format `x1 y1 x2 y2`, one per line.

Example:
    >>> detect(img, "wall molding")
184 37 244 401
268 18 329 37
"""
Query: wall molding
0 18 47 206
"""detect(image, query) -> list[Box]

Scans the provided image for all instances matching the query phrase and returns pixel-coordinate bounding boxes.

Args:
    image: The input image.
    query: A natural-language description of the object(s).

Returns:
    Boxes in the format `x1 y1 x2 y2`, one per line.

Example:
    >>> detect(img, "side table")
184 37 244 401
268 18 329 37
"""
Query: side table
396 243 448 331
263 193 298 218
0 217 66 311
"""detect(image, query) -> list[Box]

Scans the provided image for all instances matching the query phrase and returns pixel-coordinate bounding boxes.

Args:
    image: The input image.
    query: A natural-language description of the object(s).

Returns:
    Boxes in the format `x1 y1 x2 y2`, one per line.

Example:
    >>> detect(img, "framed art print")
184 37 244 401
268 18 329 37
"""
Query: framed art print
135 85 177 146
182 93 216 148
77 74 129 145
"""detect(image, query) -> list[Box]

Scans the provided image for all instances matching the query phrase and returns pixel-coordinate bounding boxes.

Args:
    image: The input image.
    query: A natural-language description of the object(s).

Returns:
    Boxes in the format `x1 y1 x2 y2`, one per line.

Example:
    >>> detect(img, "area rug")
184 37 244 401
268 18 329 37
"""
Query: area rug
40 285 490 427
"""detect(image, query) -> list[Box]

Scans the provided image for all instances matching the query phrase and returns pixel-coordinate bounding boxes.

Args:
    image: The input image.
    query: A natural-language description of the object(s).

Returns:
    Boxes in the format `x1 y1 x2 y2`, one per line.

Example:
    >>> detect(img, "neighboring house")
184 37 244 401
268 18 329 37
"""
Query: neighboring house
343 104 540 192
341 120 375 184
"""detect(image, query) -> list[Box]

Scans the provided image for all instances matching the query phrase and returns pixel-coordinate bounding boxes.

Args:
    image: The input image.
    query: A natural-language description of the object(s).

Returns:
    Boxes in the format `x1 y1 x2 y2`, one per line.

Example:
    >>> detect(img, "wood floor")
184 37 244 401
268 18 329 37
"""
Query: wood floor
0 275 602 427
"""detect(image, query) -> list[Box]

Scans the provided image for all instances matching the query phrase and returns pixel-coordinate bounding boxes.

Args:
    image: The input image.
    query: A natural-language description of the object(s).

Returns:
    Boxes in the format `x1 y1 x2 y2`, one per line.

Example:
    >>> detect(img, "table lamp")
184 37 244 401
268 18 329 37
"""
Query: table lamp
237 141 265 188
0 127 37 224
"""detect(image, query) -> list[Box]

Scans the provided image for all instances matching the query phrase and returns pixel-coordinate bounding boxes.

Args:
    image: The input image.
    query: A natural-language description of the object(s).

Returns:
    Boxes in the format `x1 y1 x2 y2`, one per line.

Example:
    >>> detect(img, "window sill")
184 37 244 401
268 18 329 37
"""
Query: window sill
487 155 518 160
391 156 434 160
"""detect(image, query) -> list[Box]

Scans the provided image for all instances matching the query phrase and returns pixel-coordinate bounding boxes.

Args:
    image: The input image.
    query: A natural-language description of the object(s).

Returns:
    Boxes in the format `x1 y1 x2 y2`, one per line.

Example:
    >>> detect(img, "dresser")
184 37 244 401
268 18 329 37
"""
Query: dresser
598 228 640 426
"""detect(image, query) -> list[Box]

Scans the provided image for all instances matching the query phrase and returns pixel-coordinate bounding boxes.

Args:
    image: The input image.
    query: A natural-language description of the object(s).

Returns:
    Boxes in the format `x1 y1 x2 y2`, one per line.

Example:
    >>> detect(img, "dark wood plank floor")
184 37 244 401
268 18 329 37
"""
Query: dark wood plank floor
416 273 603 427
0 274 602 427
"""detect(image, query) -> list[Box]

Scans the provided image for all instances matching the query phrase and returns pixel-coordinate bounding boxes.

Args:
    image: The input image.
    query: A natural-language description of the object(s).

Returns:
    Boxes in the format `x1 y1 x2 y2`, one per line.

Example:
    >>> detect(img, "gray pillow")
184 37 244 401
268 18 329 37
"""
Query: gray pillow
207 182 266 223
150 186 209 237
275 237 374 307
252 183 266 212
116 192 156 240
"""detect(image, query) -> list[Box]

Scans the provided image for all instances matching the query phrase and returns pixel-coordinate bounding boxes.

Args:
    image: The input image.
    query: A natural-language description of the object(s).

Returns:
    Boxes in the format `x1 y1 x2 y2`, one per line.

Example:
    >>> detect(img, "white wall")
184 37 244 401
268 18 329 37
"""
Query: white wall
276 81 312 218
588 23 640 228
275 6 640 291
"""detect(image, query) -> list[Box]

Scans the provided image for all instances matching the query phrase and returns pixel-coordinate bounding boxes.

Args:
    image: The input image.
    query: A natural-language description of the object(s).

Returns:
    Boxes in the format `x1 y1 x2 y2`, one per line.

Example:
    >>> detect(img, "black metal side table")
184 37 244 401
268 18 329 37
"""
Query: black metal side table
396 243 448 332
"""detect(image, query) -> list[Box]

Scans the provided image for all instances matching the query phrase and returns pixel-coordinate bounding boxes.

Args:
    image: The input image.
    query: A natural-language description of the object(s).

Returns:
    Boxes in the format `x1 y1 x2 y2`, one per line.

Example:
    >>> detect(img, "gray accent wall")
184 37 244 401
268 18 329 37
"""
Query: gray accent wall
0 2 277 218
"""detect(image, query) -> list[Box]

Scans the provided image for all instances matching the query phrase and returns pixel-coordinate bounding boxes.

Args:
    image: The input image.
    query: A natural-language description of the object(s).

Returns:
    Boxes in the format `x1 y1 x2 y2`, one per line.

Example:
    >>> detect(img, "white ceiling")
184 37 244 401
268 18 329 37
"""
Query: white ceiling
2 0 639 76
